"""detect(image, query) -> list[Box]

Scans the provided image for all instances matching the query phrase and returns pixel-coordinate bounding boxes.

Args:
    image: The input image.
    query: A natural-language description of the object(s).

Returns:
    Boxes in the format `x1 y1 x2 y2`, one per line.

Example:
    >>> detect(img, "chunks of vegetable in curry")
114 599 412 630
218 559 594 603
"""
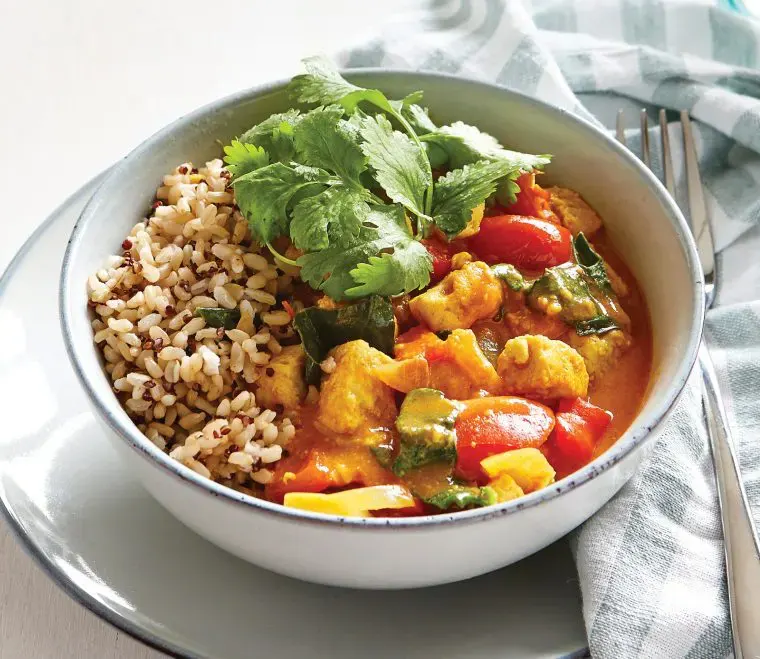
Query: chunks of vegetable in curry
256 345 307 413
497 335 589 399
316 340 396 436
393 388 460 476
409 261 503 332
259 177 649 518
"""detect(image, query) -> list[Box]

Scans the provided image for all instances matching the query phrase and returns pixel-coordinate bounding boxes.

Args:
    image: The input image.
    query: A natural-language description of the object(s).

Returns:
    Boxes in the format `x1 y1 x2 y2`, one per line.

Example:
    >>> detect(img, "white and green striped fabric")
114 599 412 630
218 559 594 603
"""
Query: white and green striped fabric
341 1 760 657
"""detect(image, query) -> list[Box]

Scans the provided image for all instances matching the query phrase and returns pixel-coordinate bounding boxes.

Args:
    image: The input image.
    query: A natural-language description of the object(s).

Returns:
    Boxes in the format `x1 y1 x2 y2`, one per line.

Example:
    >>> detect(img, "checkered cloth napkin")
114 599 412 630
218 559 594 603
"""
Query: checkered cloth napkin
339 1 760 656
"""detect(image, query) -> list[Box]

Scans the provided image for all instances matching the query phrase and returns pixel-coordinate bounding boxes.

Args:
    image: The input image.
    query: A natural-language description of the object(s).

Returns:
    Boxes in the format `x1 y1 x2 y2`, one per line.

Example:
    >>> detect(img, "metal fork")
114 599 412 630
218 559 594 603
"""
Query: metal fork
617 109 760 659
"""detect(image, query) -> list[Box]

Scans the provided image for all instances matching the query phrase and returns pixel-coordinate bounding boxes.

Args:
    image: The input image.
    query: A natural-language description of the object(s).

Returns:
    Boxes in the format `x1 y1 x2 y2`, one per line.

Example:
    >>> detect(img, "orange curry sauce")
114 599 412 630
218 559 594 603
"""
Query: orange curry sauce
263 227 652 512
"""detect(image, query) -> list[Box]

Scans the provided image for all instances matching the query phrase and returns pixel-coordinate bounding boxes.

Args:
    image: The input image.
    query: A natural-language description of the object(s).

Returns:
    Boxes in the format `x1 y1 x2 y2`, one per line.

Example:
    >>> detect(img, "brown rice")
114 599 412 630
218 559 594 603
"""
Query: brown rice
87 159 301 493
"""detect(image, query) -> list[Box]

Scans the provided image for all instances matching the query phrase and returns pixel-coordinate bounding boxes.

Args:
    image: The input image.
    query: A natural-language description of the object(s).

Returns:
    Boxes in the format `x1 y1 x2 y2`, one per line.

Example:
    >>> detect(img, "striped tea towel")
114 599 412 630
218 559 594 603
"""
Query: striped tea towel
340 1 760 657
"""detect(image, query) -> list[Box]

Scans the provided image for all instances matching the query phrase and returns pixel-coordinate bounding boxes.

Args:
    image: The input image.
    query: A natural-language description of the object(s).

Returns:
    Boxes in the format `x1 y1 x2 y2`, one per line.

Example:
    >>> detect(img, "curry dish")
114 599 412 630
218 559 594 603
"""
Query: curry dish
89 58 651 518
264 180 652 517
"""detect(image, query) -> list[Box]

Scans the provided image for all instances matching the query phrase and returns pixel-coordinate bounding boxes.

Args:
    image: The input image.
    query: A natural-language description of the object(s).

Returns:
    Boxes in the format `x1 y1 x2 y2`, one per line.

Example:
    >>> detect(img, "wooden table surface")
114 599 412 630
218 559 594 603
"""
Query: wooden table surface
0 2 411 655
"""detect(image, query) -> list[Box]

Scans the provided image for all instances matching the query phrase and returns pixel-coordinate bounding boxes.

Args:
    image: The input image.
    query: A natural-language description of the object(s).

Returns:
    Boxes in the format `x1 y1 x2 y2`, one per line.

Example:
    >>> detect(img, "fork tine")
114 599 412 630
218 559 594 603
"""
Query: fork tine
616 110 626 146
640 109 651 168
659 109 676 198
681 110 716 303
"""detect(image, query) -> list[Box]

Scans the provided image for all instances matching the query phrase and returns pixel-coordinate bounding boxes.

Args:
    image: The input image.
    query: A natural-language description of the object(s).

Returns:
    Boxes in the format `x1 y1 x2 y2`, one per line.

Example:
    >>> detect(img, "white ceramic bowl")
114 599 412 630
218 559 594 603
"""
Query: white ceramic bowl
61 71 704 589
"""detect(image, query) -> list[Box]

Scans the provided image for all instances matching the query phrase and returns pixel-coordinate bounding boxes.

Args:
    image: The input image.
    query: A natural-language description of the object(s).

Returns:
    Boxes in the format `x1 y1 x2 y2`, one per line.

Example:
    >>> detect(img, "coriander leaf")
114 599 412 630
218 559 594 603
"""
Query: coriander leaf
403 104 437 135
293 296 396 384
298 204 430 300
233 163 334 244
421 121 551 171
194 307 241 329
359 114 432 220
289 56 362 106
289 56 399 116
293 105 367 185
290 184 371 251
347 241 431 298
238 110 301 163
288 58 433 212
389 90 425 113
431 160 519 237
222 141 269 179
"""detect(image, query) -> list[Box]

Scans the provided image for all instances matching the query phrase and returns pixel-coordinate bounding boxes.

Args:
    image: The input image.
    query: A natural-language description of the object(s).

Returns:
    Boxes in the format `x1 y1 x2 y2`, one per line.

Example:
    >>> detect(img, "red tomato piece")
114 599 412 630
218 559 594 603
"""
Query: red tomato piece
556 397 613 436
266 450 337 501
466 214 572 270
266 449 385 502
454 396 556 481
503 173 551 218
543 400 612 477
421 237 453 282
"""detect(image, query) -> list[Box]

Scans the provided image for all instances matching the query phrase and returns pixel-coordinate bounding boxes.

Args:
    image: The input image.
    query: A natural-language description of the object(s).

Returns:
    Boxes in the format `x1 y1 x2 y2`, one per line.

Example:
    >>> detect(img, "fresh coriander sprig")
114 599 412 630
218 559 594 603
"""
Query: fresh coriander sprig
289 56 434 216
224 56 553 301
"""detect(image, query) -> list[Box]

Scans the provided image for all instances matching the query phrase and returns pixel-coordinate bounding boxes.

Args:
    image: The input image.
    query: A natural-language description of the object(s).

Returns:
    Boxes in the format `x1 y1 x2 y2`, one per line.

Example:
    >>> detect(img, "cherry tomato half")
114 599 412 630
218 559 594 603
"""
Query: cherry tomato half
467 214 572 271
454 396 555 482
503 172 552 218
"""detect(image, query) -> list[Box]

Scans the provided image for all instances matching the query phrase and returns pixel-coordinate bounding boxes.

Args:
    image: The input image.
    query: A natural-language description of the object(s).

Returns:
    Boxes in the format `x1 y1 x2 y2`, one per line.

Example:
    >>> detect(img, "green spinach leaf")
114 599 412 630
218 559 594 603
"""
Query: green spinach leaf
492 263 529 292
194 307 241 330
293 296 395 385
423 485 497 510
573 232 612 294
393 389 460 476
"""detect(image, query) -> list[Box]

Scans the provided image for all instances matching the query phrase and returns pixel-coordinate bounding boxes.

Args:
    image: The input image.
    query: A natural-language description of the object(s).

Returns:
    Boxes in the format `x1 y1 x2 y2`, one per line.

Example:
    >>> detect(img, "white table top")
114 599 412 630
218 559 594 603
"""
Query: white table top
0 2 411 655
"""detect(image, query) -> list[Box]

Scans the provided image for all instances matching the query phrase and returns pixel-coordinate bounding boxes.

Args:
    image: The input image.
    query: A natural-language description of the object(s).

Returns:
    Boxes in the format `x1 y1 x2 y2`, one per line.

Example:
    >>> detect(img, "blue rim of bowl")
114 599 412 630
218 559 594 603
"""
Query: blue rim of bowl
60 69 706 530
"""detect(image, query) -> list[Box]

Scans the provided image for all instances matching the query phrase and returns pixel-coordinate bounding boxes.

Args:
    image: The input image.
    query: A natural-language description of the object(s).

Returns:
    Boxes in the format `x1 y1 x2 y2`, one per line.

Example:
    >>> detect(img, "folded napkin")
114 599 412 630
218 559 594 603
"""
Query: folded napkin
340 1 760 656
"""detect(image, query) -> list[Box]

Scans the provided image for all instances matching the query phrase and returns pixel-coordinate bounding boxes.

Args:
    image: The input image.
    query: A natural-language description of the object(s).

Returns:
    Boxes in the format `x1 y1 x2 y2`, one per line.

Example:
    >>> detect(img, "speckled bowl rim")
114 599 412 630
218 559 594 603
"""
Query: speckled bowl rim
60 69 705 530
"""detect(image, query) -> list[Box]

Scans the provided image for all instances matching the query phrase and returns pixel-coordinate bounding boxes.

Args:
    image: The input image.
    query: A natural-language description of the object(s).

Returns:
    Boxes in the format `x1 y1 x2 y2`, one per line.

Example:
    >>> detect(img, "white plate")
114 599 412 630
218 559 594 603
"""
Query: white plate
0 175 589 659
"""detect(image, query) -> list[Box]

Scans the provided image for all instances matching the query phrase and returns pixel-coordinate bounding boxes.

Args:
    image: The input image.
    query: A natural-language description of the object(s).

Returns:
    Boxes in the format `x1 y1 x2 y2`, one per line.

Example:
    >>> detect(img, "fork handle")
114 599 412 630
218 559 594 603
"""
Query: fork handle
700 342 760 659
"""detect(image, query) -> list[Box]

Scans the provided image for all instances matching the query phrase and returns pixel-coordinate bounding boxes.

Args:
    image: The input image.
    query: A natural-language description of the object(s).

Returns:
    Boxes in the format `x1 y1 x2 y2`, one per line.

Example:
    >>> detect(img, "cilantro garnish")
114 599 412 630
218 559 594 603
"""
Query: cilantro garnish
238 110 301 164
222 141 269 179
431 160 523 238
293 105 367 185
224 56 552 300
298 205 431 300
359 114 432 224
421 121 551 204
233 163 334 244
291 186 371 252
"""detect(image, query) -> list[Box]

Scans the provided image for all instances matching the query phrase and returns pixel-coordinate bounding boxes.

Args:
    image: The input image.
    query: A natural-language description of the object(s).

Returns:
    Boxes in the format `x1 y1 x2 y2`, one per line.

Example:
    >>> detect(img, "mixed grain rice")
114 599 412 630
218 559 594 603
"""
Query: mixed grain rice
87 159 302 493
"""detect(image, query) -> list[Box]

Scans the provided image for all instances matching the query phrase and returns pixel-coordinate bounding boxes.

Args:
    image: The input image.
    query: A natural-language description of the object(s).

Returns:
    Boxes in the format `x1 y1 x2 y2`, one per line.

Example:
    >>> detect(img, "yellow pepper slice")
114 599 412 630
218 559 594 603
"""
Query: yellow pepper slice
480 447 556 493
283 485 416 518
489 473 525 502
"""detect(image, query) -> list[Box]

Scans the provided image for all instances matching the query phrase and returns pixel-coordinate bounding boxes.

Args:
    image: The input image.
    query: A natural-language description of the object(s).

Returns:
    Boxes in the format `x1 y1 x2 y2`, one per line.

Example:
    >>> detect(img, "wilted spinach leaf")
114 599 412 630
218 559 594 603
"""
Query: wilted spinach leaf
293 295 395 385
194 307 241 330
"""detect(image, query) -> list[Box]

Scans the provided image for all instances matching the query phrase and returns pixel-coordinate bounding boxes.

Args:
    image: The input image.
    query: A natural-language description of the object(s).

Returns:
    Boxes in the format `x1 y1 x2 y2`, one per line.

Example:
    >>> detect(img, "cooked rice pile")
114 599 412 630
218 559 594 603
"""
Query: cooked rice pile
87 159 300 490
